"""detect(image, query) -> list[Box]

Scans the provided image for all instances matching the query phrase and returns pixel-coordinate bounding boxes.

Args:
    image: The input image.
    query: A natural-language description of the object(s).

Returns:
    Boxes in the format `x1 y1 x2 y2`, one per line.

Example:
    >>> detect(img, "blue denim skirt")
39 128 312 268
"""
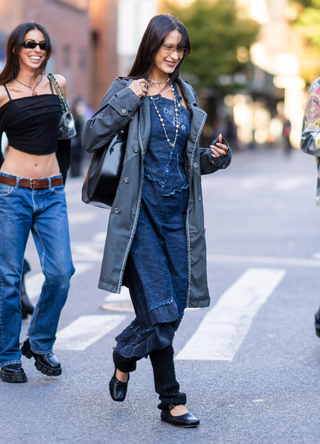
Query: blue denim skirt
115 178 189 359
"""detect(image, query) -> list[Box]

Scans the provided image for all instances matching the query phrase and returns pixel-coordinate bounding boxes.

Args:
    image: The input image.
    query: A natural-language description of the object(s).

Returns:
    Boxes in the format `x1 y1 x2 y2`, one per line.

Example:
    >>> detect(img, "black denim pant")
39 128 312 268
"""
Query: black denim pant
113 345 186 410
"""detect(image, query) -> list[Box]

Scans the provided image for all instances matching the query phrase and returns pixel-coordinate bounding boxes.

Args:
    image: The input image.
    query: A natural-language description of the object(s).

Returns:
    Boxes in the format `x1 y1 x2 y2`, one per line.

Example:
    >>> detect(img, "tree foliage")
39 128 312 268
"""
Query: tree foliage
289 0 320 83
161 0 259 88
290 0 320 47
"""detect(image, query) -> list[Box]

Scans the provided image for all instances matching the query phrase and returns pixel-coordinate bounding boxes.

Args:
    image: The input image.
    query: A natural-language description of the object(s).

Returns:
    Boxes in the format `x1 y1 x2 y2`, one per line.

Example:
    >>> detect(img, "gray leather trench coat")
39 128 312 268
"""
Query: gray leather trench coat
82 77 232 308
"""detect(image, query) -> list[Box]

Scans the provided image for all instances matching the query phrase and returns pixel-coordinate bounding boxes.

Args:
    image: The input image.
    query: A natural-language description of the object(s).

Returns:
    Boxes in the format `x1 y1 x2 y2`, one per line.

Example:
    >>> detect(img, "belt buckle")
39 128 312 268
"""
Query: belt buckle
29 179 35 189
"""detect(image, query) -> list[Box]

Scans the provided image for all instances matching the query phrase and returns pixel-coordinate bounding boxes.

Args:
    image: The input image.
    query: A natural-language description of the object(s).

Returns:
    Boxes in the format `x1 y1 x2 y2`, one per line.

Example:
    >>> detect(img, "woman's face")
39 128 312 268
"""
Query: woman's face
18 29 47 72
153 30 184 77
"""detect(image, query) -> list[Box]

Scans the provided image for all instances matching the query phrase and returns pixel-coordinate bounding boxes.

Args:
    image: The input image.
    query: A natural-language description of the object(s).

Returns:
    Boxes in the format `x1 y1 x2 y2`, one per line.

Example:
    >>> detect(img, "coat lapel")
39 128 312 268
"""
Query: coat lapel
177 78 207 149
138 95 150 156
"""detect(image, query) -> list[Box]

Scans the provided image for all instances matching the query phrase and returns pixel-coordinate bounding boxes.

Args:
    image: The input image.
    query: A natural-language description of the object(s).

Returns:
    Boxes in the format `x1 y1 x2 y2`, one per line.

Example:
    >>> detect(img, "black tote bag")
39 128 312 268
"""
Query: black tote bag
82 130 127 209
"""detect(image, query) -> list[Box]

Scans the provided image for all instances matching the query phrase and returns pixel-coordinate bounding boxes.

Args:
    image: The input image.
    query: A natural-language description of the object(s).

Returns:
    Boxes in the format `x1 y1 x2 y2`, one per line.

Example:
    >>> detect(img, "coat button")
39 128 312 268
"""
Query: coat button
133 148 139 153
121 108 127 114
198 196 202 201
124 177 129 184
114 208 120 214
193 162 199 168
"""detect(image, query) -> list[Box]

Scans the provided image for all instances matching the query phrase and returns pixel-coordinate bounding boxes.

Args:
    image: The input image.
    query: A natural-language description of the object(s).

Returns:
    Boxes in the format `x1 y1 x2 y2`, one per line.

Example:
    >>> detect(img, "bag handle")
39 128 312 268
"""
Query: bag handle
48 73 70 114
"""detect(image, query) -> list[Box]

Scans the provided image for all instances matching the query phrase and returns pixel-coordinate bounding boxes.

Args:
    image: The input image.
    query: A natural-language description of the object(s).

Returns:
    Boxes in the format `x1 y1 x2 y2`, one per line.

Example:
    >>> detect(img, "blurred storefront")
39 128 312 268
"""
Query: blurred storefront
164 0 305 149
233 0 305 148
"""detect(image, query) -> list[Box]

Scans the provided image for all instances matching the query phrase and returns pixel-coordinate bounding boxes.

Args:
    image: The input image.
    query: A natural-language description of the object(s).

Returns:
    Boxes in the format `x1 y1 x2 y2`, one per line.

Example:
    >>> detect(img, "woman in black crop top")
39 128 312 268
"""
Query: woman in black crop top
0 22 75 384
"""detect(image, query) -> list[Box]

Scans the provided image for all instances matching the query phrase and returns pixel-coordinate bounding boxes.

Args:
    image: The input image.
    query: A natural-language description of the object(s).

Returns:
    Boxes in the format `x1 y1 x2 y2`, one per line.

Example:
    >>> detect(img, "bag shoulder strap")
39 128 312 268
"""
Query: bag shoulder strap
47 73 70 113
46 75 55 95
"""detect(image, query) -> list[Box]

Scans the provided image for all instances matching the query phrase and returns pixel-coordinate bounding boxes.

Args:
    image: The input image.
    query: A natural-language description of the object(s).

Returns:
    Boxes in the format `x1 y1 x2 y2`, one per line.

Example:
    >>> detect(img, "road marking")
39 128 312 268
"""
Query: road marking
102 287 133 312
201 175 313 191
239 177 270 189
66 195 82 204
105 287 131 302
26 262 94 300
68 212 97 225
93 232 107 243
207 254 320 268
274 177 313 190
71 244 103 262
176 268 286 361
55 315 126 350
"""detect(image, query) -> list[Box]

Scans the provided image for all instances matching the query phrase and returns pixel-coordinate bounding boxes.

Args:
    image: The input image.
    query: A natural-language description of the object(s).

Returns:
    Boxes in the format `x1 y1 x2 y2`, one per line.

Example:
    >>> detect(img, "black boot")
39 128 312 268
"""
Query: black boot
1 364 27 383
21 339 62 376
315 307 320 338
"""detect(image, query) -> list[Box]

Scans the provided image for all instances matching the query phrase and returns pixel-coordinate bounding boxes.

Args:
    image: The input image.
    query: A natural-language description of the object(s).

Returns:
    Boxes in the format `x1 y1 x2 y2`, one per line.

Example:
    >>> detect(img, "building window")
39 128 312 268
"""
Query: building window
48 0 88 12
79 49 87 72
62 45 71 69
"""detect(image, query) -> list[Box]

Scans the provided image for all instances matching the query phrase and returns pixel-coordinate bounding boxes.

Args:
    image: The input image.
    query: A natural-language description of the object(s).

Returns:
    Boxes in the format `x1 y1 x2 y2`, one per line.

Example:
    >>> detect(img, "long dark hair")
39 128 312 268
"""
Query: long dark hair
128 14 190 83
0 22 52 85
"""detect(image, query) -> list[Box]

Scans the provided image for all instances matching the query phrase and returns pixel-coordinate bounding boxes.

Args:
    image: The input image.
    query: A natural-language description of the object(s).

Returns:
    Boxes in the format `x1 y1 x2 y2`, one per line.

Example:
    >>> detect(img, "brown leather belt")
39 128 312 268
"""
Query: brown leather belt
0 175 63 189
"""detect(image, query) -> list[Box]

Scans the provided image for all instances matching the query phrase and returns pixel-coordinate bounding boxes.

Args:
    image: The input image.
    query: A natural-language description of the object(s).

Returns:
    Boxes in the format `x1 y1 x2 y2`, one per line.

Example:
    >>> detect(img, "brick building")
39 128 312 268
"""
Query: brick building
89 0 118 108
0 0 93 105
0 0 119 109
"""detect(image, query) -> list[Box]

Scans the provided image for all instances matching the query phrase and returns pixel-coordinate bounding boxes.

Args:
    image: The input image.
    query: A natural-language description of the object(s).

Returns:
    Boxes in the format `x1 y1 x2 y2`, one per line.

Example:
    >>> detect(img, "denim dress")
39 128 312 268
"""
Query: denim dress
115 83 191 359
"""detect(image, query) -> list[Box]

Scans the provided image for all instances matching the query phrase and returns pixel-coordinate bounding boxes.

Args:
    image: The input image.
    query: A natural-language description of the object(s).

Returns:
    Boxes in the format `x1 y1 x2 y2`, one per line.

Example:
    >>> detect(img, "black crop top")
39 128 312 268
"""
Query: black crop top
0 80 62 155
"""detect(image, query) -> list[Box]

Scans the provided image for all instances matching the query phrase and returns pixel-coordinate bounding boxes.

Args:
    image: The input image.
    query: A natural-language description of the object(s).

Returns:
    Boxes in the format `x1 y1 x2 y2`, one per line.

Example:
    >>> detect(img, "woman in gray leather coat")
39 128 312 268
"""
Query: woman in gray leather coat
82 14 232 428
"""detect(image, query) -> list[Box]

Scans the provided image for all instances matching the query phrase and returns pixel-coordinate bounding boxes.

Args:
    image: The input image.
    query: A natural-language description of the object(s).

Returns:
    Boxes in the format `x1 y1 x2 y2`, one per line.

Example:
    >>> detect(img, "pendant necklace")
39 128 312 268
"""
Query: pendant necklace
147 76 171 87
148 82 179 148
15 74 43 96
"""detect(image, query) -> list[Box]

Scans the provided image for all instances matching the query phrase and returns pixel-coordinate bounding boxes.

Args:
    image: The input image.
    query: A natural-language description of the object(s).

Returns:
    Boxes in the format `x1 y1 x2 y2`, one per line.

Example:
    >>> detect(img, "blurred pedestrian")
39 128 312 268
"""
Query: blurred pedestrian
0 22 75 383
300 77 320 336
20 259 34 320
282 117 292 155
70 98 87 177
83 14 232 427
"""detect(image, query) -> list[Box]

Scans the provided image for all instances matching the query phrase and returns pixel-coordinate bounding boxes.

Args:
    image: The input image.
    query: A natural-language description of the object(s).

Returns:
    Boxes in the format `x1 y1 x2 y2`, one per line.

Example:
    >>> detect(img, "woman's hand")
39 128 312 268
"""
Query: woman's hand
128 79 148 98
210 134 229 158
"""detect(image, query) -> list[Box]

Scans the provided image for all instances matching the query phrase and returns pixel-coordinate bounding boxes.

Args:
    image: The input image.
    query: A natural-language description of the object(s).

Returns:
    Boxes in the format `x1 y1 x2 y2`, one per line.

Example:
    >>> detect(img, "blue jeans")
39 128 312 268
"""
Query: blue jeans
0 173 75 367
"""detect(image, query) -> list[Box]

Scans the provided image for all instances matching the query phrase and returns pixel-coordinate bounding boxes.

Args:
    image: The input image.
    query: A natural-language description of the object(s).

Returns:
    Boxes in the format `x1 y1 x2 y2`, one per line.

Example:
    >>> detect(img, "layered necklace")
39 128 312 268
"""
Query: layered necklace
148 77 179 148
15 74 43 96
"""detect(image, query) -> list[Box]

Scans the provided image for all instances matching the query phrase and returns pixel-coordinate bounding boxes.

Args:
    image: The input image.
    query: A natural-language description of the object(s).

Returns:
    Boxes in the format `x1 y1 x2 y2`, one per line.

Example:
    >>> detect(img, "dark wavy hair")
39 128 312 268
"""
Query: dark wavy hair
128 14 190 83
0 22 52 85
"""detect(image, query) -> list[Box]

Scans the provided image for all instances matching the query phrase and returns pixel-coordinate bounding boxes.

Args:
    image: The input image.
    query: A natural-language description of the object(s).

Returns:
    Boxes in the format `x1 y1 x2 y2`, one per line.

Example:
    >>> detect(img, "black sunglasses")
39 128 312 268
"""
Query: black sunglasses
21 40 47 51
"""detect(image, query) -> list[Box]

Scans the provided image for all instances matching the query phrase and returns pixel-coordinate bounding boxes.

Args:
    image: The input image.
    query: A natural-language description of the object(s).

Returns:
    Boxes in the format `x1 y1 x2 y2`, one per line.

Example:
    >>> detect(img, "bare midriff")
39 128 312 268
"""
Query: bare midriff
1 146 60 178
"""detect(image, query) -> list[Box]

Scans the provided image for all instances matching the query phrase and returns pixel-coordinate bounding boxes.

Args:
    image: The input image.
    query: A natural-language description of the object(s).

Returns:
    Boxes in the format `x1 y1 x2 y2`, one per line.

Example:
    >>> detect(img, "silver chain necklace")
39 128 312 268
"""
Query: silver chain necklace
15 74 43 96
148 83 179 148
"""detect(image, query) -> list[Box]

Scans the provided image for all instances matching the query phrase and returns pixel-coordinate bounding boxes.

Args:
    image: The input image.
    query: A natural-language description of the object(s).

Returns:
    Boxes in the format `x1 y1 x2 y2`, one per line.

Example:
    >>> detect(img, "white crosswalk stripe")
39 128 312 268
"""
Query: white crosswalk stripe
25 262 94 300
25 267 286 357
201 174 313 191
68 212 98 225
176 268 286 361
55 315 126 351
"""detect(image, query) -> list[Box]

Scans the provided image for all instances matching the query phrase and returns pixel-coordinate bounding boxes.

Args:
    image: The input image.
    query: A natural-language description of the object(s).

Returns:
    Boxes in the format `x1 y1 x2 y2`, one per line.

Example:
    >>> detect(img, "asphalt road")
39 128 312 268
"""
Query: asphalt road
1 146 320 444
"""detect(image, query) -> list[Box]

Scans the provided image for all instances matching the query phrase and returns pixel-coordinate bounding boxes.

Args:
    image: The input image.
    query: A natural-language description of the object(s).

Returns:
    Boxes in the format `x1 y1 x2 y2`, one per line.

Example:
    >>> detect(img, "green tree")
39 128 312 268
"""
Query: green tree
288 0 320 83
162 0 259 88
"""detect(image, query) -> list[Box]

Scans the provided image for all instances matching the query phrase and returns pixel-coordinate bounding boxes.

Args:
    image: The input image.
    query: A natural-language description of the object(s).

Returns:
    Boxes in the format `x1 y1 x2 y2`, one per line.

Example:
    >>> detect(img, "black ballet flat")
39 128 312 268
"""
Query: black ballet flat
161 409 200 428
109 368 129 402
